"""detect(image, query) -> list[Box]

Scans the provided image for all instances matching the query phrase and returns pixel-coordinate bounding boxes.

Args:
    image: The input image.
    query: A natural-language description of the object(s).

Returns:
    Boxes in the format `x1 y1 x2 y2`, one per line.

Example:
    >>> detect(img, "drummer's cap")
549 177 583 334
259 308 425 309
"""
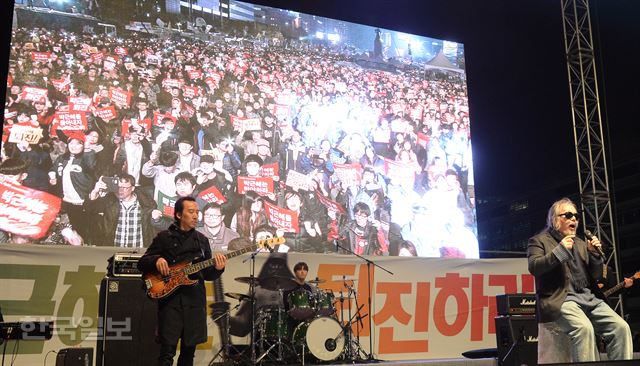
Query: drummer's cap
293 262 308 271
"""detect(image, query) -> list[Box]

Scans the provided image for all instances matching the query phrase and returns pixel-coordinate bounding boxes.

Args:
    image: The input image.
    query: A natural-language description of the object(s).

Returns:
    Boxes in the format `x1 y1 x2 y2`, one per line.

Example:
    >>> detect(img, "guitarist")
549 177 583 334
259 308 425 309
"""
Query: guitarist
138 196 227 366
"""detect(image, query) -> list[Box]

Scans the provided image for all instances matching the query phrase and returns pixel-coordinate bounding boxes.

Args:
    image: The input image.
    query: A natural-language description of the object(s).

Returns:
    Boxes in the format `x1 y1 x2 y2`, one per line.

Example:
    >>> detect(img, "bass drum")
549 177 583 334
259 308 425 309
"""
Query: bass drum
292 316 344 362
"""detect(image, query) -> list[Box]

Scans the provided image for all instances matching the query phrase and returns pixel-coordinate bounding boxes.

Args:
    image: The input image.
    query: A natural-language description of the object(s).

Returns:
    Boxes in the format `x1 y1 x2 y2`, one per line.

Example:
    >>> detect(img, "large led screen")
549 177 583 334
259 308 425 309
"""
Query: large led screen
1 0 477 258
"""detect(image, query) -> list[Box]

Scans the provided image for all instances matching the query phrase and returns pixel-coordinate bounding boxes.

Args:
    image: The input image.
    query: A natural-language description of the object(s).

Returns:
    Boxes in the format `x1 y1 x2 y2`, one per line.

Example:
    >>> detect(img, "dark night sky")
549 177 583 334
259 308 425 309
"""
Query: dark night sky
1 0 638 200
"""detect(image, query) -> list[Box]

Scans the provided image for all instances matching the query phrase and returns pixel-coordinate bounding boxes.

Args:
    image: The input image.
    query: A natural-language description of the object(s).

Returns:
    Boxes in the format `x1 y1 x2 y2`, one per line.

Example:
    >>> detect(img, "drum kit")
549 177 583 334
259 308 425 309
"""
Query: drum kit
211 275 369 364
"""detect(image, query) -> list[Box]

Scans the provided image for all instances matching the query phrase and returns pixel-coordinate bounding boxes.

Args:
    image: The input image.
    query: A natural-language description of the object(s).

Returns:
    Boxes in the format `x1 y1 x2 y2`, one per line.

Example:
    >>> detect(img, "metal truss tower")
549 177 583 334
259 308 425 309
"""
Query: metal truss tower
560 0 623 314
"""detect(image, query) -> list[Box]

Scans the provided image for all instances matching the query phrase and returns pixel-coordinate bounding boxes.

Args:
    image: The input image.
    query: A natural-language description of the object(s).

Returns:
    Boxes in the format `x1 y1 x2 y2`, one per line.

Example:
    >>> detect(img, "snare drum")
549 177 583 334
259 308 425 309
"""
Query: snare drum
287 288 315 320
314 290 336 316
292 316 344 362
258 306 289 340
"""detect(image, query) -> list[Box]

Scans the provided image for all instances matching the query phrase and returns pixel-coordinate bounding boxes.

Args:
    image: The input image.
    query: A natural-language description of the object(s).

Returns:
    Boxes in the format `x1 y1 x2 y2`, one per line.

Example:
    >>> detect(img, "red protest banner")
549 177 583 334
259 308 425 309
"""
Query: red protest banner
384 158 416 187
109 87 131 108
333 163 362 188
103 55 119 71
0 179 62 238
264 201 299 233
204 77 219 90
68 96 92 112
31 51 52 62
285 170 310 192
94 106 117 121
237 176 274 196
90 52 104 63
230 115 245 131
157 191 177 217
416 132 430 149
52 111 88 131
259 162 279 179
198 185 226 204
187 69 203 80
114 46 128 56
182 86 199 99
20 87 48 103
315 190 346 214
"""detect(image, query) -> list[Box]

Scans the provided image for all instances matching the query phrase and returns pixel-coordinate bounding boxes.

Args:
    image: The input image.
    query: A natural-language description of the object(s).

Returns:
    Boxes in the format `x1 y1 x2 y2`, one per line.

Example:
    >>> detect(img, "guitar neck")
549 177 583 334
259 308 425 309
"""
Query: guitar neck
603 282 624 298
184 244 257 276
603 271 639 297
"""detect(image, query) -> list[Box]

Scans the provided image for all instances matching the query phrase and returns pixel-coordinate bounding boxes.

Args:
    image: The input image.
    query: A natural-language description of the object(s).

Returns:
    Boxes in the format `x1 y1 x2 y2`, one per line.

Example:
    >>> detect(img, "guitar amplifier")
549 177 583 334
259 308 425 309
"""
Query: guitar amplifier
108 253 143 277
496 293 536 315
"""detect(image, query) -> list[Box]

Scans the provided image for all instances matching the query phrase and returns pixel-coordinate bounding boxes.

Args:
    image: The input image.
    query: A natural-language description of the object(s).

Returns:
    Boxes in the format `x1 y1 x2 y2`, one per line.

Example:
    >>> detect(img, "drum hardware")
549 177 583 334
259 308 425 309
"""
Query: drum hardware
224 292 254 302
306 277 326 284
333 240 393 362
234 276 261 286
260 275 298 291
208 302 242 365
256 289 295 363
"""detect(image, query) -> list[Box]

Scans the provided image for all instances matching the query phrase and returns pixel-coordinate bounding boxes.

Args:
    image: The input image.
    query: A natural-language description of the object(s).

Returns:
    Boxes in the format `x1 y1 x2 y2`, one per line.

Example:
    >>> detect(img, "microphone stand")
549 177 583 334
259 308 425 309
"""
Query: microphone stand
334 240 393 362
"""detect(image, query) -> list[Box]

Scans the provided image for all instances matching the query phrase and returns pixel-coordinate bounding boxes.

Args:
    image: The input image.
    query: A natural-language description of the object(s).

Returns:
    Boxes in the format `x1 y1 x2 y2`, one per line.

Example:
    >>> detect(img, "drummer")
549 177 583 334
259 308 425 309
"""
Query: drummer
283 262 314 330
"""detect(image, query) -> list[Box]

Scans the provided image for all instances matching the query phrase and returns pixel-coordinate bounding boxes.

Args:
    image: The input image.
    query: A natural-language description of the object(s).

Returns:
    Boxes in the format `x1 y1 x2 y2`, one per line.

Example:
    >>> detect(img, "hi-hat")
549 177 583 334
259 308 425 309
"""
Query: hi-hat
307 278 326 284
235 276 260 285
261 275 298 291
224 292 253 302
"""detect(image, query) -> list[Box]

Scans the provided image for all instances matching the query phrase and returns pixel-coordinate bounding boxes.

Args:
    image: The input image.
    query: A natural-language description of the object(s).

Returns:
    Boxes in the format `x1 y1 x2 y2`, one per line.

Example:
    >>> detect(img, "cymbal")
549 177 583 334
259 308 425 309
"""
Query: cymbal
224 292 253 302
307 278 326 284
261 275 298 291
235 276 260 285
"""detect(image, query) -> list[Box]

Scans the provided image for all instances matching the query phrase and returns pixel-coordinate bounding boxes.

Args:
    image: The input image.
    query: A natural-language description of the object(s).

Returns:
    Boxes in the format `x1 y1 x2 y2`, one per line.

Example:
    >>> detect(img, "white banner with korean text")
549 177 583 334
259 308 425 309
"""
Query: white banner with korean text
0 244 533 364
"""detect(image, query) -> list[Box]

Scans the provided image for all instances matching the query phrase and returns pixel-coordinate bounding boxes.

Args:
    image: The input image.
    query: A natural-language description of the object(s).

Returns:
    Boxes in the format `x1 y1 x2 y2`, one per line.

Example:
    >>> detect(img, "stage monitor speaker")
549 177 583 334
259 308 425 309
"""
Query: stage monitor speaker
96 277 160 366
56 348 93 366
495 315 538 366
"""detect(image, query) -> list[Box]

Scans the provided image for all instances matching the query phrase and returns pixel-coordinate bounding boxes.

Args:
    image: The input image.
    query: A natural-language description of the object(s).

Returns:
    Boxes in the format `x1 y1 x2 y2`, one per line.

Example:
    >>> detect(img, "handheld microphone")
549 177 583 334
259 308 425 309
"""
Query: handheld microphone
584 230 605 257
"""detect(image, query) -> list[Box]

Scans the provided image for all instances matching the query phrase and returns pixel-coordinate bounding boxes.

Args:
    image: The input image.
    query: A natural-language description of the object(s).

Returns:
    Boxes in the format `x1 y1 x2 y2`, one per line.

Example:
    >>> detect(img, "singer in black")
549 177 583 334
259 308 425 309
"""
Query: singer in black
527 198 632 362
138 197 227 366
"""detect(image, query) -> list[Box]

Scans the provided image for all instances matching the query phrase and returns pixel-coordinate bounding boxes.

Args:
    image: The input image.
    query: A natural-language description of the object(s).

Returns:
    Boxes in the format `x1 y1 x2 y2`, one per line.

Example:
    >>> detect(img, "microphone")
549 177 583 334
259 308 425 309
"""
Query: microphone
584 230 605 257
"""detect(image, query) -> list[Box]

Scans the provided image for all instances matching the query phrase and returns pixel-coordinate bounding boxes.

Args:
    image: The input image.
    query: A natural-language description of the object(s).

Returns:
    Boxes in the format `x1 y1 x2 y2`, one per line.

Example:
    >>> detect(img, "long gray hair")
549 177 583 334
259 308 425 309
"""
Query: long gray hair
546 197 577 230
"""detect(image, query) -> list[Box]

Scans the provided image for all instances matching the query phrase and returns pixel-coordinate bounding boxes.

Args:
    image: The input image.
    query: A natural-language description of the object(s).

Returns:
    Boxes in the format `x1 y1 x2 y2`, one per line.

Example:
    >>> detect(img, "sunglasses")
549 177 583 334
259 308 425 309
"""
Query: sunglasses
557 212 580 220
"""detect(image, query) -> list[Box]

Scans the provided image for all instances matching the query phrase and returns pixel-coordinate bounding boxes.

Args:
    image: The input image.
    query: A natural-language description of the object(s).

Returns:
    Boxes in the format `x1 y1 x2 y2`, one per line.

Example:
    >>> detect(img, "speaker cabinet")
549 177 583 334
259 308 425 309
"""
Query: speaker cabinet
495 315 538 366
56 348 93 366
96 277 160 366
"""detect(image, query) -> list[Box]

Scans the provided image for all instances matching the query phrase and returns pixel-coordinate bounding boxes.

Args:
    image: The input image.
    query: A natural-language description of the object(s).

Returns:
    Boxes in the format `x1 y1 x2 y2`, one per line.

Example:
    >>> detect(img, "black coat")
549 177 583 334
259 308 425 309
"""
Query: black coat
527 229 604 323
138 224 224 346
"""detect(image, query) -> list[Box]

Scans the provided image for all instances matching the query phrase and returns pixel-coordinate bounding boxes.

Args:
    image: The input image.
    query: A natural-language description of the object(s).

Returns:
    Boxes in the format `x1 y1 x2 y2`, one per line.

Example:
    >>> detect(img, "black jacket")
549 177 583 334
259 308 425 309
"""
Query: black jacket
527 229 604 323
137 224 224 346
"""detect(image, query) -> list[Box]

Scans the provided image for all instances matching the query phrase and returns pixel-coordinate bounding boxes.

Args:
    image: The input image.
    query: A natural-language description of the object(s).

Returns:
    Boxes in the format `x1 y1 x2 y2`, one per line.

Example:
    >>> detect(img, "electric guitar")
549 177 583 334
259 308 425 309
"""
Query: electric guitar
601 271 639 298
143 237 285 299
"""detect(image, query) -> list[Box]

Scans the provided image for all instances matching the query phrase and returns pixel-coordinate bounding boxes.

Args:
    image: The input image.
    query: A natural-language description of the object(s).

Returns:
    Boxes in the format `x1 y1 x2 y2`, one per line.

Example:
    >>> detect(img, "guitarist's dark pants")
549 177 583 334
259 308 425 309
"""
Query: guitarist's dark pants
159 344 196 366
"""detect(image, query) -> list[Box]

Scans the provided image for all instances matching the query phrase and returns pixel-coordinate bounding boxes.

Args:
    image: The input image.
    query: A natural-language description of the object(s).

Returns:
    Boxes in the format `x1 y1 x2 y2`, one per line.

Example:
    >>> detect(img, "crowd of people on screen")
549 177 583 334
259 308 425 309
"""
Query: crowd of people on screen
1 21 477 258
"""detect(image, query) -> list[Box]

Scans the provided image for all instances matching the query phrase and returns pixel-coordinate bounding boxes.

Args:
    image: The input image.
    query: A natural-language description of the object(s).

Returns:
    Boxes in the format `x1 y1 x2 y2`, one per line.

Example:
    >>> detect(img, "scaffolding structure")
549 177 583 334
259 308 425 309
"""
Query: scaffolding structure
560 0 623 314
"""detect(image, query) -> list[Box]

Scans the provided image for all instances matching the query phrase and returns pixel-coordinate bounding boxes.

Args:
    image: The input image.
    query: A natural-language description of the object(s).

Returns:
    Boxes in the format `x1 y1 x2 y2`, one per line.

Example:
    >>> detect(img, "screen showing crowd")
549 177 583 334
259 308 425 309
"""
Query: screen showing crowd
1 0 477 258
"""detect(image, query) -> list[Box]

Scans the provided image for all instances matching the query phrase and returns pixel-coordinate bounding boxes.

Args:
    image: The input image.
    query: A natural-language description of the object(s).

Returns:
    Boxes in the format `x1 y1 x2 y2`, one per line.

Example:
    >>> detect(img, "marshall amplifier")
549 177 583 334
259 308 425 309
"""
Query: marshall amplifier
496 293 536 316
107 253 143 277
495 315 537 366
